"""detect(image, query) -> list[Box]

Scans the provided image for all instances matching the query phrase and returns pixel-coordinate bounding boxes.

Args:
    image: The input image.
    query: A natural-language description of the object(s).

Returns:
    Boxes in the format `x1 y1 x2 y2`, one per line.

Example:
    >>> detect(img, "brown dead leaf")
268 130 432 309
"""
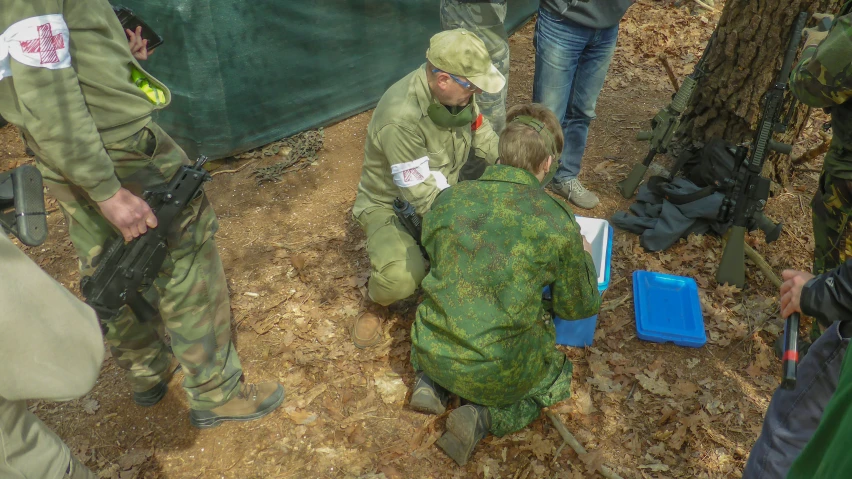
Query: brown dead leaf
579 449 606 474
648 442 666 456
673 380 699 397
117 449 152 470
347 423 367 446
291 254 307 271
297 383 328 408
636 370 673 397
521 433 553 461
668 424 688 450
745 363 763 378
573 388 597 415
322 395 346 422
648 358 664 371
657 405 677 426
82 398 100 415
379 466 403 479
286 407 318 425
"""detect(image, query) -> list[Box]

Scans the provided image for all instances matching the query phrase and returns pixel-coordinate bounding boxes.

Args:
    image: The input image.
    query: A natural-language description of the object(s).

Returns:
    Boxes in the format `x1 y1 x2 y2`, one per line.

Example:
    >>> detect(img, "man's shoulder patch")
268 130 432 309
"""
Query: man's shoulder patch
2 15 71 72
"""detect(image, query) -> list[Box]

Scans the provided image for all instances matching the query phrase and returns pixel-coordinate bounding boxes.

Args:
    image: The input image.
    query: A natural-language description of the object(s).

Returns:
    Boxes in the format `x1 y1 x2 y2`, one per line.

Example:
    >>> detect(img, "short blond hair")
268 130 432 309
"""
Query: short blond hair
499 103 564 174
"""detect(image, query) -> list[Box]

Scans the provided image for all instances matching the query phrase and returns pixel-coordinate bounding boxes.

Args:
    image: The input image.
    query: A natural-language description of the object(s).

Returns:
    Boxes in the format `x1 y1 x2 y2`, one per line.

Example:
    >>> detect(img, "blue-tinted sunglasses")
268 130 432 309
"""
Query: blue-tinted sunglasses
431 68 477 92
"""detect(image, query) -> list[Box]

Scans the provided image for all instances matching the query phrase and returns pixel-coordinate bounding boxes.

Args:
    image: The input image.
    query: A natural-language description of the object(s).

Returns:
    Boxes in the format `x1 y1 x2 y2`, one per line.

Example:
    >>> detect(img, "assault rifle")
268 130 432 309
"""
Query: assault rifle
81 156 211 322
715 12 808 289
618 32 716 198
0 165 47 246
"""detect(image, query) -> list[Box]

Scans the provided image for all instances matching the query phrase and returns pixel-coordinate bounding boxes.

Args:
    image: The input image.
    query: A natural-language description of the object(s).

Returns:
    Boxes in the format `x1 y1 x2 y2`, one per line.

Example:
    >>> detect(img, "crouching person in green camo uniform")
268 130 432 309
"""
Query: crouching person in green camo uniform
0 0 283 428
409 103 601 466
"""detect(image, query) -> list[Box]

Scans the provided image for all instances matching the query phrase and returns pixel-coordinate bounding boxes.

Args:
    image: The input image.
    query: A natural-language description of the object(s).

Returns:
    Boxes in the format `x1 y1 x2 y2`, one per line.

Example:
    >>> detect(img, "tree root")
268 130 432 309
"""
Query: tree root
545 411 624 479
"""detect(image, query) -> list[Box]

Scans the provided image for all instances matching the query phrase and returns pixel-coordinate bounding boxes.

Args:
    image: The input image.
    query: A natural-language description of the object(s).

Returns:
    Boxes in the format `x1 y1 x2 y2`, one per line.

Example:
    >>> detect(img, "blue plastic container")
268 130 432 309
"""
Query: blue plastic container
552 218 613 347
633 270 706 347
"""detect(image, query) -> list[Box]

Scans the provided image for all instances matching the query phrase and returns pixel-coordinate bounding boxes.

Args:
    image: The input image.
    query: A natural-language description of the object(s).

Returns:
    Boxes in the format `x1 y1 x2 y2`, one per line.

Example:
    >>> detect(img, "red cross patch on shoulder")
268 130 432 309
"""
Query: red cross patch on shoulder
2 15 72 76
471 113 484 132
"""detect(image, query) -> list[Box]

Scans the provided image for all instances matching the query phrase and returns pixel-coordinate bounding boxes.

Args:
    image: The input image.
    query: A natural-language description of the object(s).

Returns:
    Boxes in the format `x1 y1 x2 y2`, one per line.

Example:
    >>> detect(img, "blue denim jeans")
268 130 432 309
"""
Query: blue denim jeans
742 321 850 479
533 7 618 182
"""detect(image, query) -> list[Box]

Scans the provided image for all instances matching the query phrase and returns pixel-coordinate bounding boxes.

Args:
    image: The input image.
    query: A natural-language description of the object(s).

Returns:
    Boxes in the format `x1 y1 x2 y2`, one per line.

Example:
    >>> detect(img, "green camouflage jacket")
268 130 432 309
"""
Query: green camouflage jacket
790 12 852 177
410 165 600 407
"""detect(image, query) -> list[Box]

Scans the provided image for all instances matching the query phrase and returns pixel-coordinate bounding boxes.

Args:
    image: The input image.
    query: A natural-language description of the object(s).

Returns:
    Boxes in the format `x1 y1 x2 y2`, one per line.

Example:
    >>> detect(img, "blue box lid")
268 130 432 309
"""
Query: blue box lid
633 270 706 348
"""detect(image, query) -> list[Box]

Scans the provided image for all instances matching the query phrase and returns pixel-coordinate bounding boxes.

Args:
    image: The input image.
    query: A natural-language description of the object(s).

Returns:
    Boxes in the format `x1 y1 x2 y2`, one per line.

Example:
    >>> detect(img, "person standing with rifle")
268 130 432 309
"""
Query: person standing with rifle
0 0 283 428
743 8 852 478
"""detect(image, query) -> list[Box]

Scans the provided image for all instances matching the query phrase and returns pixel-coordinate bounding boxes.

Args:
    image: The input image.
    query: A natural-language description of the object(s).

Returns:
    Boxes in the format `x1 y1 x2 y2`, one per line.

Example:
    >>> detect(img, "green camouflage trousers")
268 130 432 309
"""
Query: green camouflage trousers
35 122 243 410
414 347 573 437
812 167 852 275
486 349 573 437
811 165 852 336
441 0 509 133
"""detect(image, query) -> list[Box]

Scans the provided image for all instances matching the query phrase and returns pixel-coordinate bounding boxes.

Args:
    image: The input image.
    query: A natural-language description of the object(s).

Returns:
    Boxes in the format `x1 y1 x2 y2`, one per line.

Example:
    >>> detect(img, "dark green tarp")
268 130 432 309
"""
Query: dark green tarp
114 1 538 159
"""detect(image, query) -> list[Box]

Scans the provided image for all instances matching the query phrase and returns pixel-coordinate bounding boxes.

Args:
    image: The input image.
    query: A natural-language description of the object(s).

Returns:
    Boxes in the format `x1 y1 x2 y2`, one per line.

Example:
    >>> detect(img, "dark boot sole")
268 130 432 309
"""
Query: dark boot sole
189 388 286 429
436 409 479 466
409 391 447 415
133 381 169 407
133 363 182 407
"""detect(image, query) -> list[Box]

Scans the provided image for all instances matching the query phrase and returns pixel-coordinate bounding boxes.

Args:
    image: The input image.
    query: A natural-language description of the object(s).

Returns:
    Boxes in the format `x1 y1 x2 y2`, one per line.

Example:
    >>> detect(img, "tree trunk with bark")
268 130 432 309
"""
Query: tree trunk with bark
678 0 842 186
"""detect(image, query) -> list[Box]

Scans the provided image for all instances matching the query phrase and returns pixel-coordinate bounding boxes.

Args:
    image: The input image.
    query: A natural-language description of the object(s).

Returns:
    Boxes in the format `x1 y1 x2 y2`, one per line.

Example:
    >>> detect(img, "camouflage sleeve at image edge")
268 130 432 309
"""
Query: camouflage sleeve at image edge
790 14 852 108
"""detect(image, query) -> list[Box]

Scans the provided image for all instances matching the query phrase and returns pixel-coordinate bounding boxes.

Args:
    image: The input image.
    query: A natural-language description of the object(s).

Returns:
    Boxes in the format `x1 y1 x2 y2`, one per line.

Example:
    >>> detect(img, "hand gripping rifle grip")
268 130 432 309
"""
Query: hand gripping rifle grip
781 312 800 390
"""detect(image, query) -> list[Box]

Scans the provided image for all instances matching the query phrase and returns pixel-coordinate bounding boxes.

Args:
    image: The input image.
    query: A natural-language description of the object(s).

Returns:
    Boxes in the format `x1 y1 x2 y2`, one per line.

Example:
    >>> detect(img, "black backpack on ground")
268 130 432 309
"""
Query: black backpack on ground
646 137 743 205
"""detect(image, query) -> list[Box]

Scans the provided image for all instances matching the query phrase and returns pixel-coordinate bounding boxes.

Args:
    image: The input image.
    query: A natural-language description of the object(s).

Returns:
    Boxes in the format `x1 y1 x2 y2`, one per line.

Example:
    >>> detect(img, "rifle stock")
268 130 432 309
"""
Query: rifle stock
0 165 47 246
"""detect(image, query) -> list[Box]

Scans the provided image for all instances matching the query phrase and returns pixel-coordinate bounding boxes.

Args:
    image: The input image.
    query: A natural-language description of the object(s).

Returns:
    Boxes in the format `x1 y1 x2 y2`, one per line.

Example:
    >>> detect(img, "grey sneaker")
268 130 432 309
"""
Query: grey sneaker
436 404 492 466
409 372 449 415
550 178 600 209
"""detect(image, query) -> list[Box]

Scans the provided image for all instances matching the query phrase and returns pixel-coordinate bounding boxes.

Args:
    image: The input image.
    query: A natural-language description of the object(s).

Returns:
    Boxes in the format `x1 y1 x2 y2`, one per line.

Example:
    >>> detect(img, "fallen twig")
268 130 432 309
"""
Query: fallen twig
743 243 782 288
658 55 680 91
693 0 718 12
210 157 259 177
545 410 624 479
793 131 831 165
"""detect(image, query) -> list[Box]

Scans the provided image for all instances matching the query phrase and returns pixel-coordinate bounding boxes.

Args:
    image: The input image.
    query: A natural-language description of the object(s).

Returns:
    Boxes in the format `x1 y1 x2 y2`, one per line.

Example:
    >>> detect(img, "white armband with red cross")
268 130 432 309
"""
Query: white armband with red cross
390 156 450 190
0 15 71 81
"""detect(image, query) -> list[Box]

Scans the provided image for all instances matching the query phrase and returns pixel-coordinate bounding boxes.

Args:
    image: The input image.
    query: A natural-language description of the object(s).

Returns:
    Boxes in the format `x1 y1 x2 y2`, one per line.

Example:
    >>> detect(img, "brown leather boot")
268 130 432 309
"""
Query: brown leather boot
189 381 285 429
351 311 383 348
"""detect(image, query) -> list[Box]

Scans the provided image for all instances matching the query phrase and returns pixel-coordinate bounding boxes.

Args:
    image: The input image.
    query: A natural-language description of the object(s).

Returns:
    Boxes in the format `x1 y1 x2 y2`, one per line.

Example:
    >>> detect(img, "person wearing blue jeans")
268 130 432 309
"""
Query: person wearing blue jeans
533 1 635 209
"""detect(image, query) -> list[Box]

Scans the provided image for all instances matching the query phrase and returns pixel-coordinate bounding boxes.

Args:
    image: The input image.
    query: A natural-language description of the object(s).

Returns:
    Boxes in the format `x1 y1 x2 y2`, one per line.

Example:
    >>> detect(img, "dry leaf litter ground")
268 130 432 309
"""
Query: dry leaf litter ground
0 1 830 478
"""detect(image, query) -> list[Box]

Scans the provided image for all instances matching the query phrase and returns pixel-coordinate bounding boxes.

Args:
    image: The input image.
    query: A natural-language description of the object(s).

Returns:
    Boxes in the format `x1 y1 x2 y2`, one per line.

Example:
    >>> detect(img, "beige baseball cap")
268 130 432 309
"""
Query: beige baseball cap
426 29 506 94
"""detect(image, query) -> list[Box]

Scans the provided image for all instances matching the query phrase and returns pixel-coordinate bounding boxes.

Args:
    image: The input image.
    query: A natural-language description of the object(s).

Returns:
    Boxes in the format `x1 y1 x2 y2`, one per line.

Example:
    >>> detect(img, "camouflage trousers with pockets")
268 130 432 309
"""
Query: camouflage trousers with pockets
441 0 509 133
812 166 852 275
486 348 573 437
810 162 852 339
34 121 243 410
